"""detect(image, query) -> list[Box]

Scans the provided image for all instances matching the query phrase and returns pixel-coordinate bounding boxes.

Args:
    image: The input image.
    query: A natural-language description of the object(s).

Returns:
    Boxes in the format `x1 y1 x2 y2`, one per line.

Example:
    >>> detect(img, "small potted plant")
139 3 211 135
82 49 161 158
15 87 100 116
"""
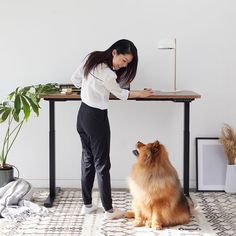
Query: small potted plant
219 123 236 193
0 83 60 187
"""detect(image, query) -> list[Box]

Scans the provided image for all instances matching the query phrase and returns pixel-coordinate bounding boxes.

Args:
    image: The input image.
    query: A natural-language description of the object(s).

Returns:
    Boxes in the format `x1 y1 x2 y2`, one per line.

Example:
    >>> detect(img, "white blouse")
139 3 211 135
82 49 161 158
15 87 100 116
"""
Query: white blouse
71 61 129 110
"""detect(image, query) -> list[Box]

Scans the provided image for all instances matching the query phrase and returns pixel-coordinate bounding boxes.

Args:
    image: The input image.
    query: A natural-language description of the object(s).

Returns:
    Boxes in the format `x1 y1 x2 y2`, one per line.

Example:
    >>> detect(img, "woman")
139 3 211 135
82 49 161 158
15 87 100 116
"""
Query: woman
71 39 153 219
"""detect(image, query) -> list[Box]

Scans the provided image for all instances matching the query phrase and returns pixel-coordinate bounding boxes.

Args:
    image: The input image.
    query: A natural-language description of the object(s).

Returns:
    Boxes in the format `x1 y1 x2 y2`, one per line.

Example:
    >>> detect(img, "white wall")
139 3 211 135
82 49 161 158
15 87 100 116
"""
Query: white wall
1 0 236 188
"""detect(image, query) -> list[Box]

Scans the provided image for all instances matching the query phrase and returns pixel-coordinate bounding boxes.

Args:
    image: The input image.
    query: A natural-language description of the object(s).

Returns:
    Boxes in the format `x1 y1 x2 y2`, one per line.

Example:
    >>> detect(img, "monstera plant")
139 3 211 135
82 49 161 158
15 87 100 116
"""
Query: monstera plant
0 83 60 186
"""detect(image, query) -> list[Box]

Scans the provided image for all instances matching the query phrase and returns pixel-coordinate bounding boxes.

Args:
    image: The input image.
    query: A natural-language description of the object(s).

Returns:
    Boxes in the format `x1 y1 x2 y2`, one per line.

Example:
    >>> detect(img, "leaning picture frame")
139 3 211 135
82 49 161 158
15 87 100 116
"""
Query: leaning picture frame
196 137 227 191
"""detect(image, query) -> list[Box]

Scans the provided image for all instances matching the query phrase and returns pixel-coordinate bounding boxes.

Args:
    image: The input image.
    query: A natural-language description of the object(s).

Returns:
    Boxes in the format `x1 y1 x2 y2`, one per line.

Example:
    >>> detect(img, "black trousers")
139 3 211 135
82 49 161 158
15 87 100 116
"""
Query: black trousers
77 102 112 211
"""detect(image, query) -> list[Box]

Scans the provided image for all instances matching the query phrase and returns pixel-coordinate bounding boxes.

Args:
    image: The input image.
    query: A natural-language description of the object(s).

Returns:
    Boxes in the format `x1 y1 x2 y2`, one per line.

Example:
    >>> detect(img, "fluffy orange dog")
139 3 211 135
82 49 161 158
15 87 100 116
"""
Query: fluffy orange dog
126 140 192 230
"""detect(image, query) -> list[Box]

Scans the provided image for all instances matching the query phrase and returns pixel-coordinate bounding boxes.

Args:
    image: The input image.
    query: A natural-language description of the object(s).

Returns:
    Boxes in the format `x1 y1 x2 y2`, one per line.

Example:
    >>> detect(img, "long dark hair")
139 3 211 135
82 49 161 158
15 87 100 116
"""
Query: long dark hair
83 39 138 85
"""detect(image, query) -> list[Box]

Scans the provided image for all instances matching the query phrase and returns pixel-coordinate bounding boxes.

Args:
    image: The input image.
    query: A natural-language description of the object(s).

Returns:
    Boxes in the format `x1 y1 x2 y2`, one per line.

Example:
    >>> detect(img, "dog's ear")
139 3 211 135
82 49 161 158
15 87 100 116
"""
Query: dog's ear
151 140 161 157
152 140 160 151
136 141 145 148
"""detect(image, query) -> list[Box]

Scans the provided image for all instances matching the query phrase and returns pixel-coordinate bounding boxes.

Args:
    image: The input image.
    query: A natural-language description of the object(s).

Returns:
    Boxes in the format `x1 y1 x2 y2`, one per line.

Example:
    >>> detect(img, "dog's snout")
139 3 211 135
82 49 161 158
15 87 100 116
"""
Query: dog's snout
132 150 139 157
137 141 141 144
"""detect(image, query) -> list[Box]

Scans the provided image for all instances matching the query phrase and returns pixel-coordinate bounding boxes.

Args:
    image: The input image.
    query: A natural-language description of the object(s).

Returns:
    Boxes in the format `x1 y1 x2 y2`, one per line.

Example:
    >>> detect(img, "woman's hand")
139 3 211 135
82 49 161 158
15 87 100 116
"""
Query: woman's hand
129 89 154 98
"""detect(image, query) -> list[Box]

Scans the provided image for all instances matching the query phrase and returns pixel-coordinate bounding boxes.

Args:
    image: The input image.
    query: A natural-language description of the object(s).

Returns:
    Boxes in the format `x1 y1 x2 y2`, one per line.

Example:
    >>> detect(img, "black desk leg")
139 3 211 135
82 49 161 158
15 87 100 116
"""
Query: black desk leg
44 100 60 207
183 102 190 196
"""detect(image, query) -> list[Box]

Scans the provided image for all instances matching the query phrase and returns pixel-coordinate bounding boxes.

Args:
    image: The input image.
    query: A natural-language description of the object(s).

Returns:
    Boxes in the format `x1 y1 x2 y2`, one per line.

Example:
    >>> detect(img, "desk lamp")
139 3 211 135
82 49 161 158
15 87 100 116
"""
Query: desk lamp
158 38 177 91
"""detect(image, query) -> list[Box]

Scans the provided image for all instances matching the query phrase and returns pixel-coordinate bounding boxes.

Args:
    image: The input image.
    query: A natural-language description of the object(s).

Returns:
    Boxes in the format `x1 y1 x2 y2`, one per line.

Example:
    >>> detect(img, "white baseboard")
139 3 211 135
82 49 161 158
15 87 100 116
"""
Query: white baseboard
26 179 129 188
25 179 196 189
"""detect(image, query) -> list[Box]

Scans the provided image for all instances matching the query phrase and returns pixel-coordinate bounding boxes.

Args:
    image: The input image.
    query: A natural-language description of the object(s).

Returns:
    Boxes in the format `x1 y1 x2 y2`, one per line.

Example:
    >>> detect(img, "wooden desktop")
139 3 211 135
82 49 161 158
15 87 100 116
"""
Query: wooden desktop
40 90 201 207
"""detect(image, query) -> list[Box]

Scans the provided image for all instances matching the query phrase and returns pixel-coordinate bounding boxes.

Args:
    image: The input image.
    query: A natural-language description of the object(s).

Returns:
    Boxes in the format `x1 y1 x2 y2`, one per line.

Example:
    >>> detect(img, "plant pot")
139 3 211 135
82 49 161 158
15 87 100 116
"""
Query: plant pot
225 164 236 193
0 165 14 188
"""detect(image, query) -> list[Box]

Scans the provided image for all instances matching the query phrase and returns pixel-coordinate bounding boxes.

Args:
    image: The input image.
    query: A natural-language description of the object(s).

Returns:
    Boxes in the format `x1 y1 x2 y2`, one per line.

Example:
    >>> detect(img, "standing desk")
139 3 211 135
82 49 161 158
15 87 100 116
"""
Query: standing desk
40 90 201 207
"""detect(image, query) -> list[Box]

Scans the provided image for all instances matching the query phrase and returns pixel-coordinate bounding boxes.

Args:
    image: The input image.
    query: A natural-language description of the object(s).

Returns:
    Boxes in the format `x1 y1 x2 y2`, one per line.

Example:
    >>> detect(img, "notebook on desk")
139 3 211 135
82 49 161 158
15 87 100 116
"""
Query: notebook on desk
152 90 183 95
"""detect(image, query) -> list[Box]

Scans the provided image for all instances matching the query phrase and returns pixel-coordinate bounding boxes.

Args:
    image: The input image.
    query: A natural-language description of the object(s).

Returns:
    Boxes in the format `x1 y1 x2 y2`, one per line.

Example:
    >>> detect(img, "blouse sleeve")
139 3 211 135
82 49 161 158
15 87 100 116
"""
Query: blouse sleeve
103 69 129 101
71 62 83 88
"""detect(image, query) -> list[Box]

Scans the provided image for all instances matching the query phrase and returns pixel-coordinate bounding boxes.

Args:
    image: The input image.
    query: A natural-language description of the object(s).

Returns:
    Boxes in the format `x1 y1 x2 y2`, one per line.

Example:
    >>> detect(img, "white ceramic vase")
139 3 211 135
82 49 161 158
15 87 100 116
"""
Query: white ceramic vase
225 164 236 193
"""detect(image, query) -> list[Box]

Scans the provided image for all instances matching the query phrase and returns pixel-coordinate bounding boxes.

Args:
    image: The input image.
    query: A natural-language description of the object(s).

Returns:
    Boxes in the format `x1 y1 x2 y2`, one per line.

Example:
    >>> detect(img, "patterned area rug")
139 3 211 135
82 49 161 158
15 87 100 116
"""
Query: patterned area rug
0 189 235 235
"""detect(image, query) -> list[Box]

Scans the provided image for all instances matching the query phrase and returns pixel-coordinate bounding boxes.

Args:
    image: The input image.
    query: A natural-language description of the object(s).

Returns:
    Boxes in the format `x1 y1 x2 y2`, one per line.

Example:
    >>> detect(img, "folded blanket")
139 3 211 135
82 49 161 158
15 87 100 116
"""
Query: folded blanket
0 178 48 221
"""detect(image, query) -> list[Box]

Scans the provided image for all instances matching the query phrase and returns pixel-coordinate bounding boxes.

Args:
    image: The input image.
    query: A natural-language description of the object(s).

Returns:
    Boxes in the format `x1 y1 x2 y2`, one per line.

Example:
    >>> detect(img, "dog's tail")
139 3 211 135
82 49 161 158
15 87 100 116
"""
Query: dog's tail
124 210 135 218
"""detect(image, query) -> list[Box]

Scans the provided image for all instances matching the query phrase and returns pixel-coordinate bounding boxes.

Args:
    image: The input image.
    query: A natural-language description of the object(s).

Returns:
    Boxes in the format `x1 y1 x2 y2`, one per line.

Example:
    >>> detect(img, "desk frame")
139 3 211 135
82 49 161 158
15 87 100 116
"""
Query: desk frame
42 92 200 207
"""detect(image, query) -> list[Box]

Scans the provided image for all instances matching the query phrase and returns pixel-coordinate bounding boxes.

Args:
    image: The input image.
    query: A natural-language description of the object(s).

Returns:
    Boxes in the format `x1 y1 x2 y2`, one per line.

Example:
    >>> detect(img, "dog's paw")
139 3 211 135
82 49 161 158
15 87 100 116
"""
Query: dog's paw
133 219 144 227
124 210 134 218
152 222 162 230
145 220 152 228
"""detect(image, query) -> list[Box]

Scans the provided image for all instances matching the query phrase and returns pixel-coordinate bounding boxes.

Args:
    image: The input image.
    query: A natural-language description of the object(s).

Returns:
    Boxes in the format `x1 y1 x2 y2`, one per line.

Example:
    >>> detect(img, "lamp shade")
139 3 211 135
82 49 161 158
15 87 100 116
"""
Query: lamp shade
158 39 176 49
